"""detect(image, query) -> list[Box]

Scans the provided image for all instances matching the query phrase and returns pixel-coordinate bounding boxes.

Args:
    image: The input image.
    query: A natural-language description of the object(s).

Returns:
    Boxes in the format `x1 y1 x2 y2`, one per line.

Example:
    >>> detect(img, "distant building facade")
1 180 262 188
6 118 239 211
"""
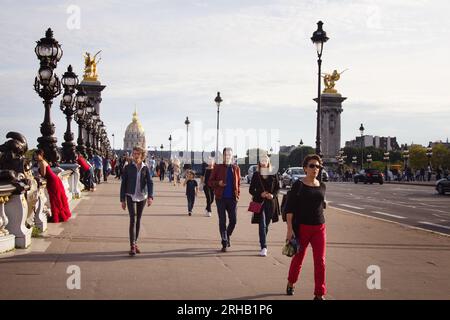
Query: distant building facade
345 136 400 151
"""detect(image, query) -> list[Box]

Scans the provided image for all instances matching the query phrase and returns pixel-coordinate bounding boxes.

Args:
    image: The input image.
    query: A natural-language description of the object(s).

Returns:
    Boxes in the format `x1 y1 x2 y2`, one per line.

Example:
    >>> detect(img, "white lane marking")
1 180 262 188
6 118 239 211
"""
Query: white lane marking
419 222 450 230
330 206 450 238
372 211 406 219
338 204 364 210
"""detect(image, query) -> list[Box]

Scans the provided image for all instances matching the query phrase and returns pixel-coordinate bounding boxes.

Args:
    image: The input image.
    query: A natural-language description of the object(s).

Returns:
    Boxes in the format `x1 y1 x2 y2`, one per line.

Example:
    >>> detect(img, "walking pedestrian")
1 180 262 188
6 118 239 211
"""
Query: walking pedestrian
201 157 215 217
208 147 241 252
120 146 154 256
173 158 181 186
92 153 103 184
248 155 280 257
159 159 166 181
183 170 198 216
285 154 327 300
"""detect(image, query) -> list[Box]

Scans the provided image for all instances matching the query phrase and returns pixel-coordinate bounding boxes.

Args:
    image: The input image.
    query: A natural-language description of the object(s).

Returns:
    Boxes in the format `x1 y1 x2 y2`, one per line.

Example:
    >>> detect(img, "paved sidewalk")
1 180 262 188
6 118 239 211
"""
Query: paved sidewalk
0 179 449 300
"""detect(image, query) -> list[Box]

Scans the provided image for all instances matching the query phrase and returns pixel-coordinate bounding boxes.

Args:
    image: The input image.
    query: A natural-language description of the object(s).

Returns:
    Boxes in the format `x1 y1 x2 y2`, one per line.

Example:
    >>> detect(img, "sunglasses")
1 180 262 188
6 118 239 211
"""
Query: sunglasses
307 164 322 169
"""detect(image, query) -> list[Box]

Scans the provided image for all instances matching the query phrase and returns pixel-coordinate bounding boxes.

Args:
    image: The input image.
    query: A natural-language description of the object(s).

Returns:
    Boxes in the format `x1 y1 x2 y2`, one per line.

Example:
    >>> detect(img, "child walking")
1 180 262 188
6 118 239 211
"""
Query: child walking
184 170 198 216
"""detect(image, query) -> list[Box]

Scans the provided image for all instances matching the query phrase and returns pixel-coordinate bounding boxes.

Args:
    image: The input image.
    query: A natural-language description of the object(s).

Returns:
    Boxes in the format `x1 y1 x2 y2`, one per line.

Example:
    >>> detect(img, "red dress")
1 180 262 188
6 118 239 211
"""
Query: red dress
44 165 72 223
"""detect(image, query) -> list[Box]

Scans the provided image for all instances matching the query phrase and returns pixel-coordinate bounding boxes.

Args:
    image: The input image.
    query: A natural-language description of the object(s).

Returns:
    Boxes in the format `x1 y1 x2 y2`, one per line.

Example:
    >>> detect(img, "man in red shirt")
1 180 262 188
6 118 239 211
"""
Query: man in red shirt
76 152 94 191
208 147 241 252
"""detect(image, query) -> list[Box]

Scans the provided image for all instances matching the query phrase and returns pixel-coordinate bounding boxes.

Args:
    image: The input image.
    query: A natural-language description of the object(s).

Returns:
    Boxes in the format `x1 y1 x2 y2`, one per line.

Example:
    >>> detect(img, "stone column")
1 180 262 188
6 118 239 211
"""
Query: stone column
34 180 48 233
60 163 81 199
5 189 32 249
314 93 347 166
0 185 16 253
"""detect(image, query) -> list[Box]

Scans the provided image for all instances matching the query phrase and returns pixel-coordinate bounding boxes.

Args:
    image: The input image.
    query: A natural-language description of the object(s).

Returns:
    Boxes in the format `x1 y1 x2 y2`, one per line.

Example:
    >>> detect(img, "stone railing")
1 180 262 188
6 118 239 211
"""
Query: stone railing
2 182 31 249
0 184 16 253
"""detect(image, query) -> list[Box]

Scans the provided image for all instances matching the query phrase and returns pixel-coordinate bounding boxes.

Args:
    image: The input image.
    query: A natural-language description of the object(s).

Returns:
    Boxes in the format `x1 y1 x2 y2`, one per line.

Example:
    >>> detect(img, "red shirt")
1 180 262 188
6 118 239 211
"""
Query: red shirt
77 156 91 172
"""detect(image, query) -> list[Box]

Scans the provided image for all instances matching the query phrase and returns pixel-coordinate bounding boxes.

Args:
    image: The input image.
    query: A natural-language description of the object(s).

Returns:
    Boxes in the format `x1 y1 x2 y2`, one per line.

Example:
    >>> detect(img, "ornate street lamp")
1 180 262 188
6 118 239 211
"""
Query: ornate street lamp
34 28 63 165
74 87 87 157
311 21 328 182
383 152 390 178
359 123 365 170
366 154 372 169
214 92 223 164
160 144 164 159
84 103 95 159
168 134 172 159
59 65 79 163
352 156 358 170
426 145 433 168
402 147 410 170
185 116 190 164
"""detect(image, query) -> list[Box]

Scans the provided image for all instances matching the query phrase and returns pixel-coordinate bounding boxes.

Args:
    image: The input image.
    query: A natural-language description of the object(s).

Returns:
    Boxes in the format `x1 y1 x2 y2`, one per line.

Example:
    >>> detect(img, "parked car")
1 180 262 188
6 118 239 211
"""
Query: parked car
436 176 450 195
281 167 306 188
354 169 384 184
246 165 258 184
321 168 329 182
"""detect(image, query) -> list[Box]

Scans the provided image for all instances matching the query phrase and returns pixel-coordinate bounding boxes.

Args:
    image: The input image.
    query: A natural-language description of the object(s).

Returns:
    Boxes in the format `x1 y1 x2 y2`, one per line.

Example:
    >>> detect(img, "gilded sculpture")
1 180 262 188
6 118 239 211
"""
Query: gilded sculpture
83 50 102 81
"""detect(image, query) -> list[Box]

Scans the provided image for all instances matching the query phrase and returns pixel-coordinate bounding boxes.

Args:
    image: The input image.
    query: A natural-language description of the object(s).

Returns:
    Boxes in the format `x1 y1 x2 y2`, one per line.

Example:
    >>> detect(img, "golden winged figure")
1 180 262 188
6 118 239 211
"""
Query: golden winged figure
83 50 102 81
321 69 347 94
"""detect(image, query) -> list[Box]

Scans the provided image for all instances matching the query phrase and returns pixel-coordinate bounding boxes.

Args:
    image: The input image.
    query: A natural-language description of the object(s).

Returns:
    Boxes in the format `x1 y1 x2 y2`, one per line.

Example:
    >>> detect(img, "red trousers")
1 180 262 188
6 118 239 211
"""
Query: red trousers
288 224 326 296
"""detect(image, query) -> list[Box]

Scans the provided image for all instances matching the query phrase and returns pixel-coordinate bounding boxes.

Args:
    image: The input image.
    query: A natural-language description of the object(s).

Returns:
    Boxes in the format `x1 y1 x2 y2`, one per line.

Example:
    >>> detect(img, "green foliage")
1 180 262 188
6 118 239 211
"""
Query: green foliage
409 145 427 170
288 146 315 168
431 144 450 169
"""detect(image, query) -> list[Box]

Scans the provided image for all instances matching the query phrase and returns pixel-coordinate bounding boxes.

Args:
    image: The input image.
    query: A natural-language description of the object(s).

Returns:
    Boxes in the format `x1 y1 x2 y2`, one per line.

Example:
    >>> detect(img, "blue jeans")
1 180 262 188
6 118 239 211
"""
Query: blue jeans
216 198 237 247
259 201 273 249
187 194 195 212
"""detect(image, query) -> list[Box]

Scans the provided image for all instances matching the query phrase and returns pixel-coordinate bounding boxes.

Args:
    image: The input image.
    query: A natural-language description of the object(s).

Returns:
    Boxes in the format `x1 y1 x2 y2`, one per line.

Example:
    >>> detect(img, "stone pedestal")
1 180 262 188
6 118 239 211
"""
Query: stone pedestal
54 167 73 201
5 192 31 249
314 93 347 166
34 182 49 233
0 185 16 253
60 164 81 199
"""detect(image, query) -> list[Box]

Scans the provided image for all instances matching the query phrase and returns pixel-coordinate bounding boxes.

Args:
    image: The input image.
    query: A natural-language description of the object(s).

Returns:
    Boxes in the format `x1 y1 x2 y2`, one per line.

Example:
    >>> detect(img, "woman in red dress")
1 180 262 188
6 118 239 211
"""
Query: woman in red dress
34 149 72 223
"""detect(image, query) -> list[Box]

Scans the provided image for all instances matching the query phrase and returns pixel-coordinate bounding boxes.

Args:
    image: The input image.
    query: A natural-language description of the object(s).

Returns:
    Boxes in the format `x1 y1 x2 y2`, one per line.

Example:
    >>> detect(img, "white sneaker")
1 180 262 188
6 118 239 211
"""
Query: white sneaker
260 248 268 257
205 210 211 217
207 211 212 217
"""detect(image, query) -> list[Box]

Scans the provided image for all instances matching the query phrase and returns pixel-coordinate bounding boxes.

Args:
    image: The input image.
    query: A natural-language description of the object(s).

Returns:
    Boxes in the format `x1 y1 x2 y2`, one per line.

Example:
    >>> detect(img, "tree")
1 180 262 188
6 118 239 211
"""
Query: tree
409 145 427 170
431 144 450 169
288 146 315 167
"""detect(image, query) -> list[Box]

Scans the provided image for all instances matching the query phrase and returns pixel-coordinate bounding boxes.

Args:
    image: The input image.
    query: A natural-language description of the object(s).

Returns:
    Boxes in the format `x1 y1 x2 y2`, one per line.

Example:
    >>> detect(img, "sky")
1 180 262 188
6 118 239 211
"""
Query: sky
0 0 449 158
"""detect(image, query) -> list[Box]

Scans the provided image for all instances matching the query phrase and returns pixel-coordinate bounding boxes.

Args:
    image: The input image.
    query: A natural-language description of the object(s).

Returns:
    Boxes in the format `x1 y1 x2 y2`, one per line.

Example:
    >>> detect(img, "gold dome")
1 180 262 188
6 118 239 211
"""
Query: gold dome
123 109 146 150
125 110 145 134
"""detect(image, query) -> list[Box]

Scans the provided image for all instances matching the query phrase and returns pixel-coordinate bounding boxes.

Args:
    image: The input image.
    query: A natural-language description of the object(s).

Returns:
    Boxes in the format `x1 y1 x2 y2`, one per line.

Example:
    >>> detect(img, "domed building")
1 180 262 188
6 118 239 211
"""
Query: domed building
123 110 146 151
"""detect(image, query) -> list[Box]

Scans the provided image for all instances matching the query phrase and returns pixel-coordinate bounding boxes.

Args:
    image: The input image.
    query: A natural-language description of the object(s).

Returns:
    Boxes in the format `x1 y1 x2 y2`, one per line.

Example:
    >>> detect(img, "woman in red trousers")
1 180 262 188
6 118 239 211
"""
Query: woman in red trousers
284 154 327 300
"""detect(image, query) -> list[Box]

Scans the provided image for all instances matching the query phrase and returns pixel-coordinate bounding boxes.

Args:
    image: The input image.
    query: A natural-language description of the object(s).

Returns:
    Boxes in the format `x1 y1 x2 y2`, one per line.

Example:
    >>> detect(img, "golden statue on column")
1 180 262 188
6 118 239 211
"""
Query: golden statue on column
83 50 102 81
322 69 347 94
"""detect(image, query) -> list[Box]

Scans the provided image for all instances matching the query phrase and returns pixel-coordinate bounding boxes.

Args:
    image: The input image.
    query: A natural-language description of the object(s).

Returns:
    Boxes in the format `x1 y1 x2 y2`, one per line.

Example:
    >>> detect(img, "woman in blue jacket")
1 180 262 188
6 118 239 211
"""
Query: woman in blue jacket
120 146 154 256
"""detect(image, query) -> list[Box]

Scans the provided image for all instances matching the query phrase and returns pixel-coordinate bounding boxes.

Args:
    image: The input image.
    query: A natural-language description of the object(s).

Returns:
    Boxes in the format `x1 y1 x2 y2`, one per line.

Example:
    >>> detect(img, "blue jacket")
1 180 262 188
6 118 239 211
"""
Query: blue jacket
120 162 154 202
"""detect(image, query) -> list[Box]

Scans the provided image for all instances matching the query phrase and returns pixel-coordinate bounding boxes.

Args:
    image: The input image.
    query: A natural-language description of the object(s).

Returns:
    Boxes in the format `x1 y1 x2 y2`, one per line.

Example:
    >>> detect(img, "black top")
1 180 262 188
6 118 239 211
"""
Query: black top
249 172 280 203
249 172 281 222
285 180 326 226
204 168 213 186
186 179 198 196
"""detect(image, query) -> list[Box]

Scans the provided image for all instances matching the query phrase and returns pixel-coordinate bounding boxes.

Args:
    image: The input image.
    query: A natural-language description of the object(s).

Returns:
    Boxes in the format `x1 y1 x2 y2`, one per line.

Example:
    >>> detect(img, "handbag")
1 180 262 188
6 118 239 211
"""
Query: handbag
247 172 266 214
248 201 263 213
282 238 298 257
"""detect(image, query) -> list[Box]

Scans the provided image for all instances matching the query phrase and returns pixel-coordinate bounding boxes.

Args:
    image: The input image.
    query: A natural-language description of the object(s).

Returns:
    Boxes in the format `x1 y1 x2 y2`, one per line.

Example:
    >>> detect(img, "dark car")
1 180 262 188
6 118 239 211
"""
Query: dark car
436 176 450 195
354 169 384 184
